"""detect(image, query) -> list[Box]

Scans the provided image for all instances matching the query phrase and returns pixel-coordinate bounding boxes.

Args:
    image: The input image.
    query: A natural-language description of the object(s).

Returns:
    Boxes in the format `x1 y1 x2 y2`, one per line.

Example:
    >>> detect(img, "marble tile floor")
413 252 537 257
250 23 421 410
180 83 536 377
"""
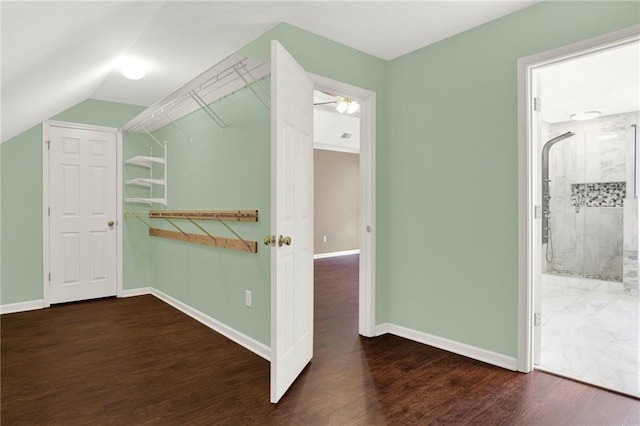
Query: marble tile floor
539 273 640 397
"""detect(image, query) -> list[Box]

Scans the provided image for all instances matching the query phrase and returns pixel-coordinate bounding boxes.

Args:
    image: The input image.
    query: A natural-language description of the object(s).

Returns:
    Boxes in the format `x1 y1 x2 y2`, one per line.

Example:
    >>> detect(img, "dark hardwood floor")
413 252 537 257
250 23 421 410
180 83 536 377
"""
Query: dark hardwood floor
2 254 638 425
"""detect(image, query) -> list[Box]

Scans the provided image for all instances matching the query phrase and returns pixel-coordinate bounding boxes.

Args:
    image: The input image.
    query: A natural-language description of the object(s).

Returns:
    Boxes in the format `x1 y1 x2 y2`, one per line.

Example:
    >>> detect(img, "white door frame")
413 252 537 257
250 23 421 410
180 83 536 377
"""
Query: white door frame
42 120 123 307
516 25 640 372
310 73 377 337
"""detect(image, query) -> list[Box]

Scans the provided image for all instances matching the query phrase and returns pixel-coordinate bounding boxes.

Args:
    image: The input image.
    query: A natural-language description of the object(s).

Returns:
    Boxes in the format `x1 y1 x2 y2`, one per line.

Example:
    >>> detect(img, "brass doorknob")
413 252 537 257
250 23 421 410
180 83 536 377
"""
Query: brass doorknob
278 235 292 247
108 220 115 228
264 235 276 246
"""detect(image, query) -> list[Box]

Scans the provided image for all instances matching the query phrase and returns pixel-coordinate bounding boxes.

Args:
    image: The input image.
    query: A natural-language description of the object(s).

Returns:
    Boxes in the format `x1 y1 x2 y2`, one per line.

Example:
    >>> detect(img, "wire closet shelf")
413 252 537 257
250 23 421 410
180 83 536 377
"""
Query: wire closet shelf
122 54 270 133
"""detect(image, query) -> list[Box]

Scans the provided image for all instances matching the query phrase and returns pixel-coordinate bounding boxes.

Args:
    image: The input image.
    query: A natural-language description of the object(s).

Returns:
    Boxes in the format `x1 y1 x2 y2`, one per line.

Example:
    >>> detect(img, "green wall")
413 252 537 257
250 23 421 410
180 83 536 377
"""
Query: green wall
0 99 146 305
1 125 44 304
139 89 272 344
386 1 639 356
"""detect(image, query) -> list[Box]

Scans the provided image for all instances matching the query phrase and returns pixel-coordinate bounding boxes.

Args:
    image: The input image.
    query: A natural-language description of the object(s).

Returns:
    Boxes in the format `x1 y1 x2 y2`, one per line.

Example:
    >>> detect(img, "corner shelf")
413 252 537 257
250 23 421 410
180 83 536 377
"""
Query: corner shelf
124 197 167 206
125 178 167 188
125 155 166 168
125 143 167 206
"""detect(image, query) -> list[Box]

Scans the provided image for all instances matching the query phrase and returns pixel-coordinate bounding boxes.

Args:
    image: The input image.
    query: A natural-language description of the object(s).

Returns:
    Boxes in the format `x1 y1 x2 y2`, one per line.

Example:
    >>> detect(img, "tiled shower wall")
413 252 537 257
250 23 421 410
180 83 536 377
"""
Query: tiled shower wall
544 112 638 284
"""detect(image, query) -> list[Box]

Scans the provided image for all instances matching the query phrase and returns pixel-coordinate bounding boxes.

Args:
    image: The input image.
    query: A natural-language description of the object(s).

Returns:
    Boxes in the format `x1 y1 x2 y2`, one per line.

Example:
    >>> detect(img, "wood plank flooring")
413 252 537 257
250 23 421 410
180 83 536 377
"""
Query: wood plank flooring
2 254 638 424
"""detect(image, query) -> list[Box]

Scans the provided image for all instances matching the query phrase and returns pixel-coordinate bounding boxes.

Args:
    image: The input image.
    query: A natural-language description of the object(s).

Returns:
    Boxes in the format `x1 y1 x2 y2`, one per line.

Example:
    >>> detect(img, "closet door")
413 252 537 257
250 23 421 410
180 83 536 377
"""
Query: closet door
49 125 118 304
270 41 314 404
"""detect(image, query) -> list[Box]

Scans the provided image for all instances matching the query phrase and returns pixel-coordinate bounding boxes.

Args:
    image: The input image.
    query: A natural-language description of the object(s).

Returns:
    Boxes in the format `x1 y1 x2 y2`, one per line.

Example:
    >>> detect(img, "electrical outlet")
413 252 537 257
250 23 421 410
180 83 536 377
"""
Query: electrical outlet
322 235 327 243
245 290 252 308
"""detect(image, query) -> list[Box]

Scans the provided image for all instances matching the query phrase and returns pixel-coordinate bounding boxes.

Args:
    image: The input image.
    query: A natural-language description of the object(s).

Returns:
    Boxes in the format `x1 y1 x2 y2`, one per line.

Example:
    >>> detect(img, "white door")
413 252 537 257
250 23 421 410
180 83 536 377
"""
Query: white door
49 125 117 304
270 41 314 403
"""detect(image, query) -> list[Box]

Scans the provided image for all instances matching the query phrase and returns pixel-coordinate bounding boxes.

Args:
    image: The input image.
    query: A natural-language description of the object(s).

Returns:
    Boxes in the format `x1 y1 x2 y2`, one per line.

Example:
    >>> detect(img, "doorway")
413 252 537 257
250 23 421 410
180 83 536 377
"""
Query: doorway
311 74 376 338
313 89 361 350
313 89 361 260
518 26 640 397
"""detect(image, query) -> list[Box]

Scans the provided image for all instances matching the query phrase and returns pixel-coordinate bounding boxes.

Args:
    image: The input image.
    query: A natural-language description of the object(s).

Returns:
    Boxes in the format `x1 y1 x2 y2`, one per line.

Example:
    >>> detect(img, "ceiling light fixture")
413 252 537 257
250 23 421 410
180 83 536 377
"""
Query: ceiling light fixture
336 99 358 114
336 100 348 113
569 110 601 121
313 92 359 114
347 102 360 114
119 57 148 80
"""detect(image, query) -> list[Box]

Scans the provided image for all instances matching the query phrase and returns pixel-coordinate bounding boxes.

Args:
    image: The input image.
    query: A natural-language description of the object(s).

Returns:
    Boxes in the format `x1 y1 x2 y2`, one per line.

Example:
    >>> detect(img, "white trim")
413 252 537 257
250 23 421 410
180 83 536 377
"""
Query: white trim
116 130 123 298
42 121 122 307
313 249 360 259
121 287 152 297
387 323 518 371
42 123 51 308
310 73 377 338
1 300 44 315
46 120 121 134
313 143 360 154
150 288 271 361
517 25 640 373
375 323 389 336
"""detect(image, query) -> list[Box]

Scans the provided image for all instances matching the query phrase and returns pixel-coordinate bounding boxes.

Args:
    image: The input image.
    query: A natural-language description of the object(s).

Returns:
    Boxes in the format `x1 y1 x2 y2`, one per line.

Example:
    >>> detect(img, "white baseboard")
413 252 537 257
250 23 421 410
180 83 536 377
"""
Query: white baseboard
150 288 271 362
314 249 360 259
375 323 390 336
121 287 152 297
380 323 517 371
1 299 44 315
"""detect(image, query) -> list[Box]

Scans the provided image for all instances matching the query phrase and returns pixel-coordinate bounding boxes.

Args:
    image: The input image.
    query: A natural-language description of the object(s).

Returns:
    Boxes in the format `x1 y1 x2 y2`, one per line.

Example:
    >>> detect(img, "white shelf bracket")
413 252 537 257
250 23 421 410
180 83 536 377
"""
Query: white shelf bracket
143 128 165 149
235 62 271 112
163 112 193 143
189 90 227 129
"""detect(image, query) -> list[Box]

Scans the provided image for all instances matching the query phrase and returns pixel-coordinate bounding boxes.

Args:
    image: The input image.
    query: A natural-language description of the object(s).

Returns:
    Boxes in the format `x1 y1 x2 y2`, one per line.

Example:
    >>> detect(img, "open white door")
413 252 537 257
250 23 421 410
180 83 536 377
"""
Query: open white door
270 41 314 403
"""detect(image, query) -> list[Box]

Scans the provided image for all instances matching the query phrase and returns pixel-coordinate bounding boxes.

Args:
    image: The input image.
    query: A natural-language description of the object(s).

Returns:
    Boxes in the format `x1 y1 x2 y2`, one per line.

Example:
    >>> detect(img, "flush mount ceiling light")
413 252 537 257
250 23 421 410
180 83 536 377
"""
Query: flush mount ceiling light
118 57 148 80
569 110 601 121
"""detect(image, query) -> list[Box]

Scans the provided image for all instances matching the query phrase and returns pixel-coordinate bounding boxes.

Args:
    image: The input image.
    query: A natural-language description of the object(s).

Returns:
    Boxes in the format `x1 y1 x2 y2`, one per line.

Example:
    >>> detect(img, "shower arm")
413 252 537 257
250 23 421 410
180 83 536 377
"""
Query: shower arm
541 131 575 244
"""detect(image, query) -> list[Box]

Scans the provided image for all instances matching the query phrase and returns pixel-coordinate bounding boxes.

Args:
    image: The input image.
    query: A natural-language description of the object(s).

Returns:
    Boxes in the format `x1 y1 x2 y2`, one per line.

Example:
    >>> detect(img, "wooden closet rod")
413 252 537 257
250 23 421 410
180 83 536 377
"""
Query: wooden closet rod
149 210 258 222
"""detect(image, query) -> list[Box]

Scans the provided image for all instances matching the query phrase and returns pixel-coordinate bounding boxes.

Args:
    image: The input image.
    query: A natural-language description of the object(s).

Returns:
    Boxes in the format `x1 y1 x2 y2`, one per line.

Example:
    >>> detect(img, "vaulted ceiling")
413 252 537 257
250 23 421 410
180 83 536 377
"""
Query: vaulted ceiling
1 1 540 142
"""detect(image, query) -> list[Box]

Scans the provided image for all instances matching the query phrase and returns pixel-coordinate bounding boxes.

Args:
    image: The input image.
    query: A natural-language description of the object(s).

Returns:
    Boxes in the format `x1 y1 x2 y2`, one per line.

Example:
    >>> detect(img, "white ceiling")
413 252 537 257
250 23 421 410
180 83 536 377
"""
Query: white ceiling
539 41 640 123
1 1 539 142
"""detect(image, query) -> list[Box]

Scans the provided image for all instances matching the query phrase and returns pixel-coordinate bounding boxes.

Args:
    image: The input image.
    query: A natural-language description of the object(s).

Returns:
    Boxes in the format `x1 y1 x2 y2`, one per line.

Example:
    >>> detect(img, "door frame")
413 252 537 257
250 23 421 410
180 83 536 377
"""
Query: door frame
42 120 123 307
516 25 640 372
310 73 377 337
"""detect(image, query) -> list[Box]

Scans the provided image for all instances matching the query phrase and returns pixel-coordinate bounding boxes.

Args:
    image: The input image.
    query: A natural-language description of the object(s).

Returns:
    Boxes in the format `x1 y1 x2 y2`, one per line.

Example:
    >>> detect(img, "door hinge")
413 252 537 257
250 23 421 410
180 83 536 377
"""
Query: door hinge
46 140 50 150
534 312 541 326
533 97 541 112
534 205 541 219
48 273 51 282
48 207 51 217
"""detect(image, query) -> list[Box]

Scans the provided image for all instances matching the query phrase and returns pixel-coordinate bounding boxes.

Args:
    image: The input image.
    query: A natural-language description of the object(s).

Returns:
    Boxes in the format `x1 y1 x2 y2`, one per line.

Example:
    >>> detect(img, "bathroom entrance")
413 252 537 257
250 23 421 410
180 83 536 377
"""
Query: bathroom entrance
530 37 639 397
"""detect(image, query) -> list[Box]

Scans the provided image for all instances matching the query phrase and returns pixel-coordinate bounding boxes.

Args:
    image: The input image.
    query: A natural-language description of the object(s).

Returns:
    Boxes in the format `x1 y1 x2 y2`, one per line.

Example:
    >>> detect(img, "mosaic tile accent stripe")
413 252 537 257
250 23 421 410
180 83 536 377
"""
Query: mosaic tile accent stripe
571 182 626 208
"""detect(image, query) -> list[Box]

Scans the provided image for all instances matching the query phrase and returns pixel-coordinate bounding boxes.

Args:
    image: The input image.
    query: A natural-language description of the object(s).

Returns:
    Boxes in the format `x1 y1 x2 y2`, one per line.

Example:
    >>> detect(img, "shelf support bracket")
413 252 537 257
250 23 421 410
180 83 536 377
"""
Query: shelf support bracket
124 212 153 229
235 62 270 112
189 91 227 129
164 218 189 237
187 219 217 244
142 128 165 149
163 112 193 143
217 219 252 252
